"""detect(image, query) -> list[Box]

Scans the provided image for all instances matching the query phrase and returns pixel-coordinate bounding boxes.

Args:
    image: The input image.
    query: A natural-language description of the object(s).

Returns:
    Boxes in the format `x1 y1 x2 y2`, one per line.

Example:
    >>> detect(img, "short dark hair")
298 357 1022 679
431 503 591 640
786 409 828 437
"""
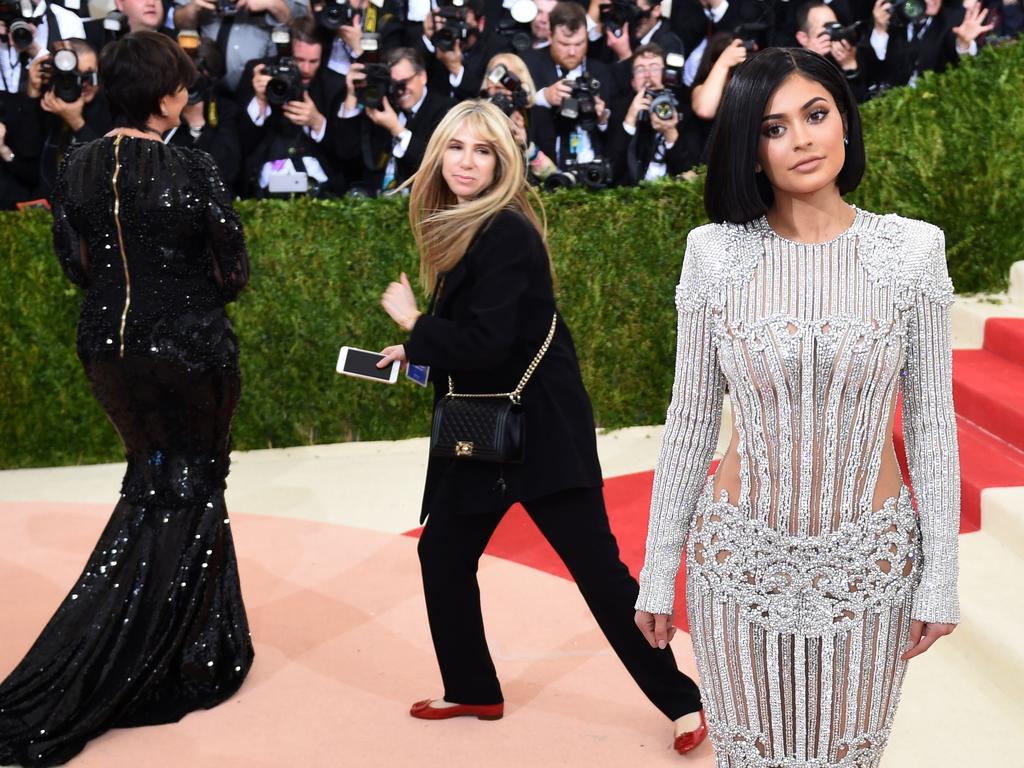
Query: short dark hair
289 14 321 46
386 46 426 74
99 31 194 130
704 47 865 224
631 42 665 68
549 1 587 35
795 0 832 33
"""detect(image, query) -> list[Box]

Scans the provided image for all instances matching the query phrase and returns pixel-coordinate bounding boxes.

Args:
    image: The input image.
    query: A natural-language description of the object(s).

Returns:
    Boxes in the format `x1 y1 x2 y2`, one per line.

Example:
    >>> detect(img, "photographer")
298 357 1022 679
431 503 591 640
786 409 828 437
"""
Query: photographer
608 43 697 185
0 0 85 94
794 0 868 102
864 0 992 88
668 0 749 66
22 37 112 196
167 32 242 194
530 0 555 48
602 0 684 64
418 0 512 100
526 2 612 169
335 46 453 194
481 52 559 185
237 15 346 195
173 0 306 92
314 0 404 76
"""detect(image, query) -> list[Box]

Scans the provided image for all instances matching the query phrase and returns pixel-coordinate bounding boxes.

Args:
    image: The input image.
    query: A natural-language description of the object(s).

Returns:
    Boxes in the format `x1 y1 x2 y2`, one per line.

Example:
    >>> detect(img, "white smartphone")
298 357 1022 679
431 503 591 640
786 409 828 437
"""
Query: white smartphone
336 346 400 384
268 171 308 194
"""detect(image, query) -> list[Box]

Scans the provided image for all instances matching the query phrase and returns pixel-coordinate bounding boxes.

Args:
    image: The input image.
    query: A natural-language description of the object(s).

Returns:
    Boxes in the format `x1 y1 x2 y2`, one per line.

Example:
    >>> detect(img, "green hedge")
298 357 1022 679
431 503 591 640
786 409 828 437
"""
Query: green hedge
3 42 1023 469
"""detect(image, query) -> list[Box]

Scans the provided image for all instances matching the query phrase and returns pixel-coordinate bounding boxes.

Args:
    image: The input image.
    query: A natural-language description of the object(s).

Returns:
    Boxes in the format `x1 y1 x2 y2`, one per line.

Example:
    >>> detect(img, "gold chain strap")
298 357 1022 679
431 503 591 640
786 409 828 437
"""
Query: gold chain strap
446 313 558 405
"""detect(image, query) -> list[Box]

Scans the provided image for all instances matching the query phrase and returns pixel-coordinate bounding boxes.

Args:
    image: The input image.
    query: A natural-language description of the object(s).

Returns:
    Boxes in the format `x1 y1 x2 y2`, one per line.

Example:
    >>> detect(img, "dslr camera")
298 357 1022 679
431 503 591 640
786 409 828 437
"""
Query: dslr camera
433 4 470 52
544 157 613 190
733 21 768 54
598 0 640 38
0 0 35 50
486 63 529 113
823 19 867 43
44 48 97 103
266 57 305 106
316 0 357 31
886 0 925 28
355 61 394 110
641 88 678 122
493 0 537 52
560 71 601 130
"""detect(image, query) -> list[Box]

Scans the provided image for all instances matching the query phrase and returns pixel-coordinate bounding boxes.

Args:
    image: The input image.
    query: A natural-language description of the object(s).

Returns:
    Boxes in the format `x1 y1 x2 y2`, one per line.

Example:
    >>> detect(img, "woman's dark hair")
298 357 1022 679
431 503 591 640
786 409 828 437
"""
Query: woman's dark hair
99 31 195 130
704 47 865 224
693 31 734 87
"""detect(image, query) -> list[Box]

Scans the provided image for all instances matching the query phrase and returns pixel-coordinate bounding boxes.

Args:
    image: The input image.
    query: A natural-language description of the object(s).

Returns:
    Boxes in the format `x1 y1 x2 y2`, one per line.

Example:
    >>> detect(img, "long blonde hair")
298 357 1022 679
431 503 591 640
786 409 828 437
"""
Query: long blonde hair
401 100 546 293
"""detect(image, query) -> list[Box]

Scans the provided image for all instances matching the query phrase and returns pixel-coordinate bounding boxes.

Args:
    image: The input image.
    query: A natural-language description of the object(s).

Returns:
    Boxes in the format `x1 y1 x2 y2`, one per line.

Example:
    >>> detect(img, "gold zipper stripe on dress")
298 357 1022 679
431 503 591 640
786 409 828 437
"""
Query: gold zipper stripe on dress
111 134 131 359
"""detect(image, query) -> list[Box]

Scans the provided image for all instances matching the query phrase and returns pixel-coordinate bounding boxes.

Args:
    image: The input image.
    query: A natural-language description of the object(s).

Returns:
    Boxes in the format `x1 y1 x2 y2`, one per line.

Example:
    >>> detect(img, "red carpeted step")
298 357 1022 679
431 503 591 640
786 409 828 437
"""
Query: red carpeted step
984 318 1024 368
952 349 1024 454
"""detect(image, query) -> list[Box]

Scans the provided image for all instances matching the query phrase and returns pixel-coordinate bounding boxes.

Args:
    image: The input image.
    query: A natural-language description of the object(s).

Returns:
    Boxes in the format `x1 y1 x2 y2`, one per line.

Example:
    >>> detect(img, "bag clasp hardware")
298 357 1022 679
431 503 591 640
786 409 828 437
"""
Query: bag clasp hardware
455 441 475 457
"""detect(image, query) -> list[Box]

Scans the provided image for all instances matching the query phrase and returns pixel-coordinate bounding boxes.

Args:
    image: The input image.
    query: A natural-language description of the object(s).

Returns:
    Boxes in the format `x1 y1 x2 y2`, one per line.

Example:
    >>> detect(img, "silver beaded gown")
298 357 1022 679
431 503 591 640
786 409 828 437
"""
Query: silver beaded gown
636 208 960 768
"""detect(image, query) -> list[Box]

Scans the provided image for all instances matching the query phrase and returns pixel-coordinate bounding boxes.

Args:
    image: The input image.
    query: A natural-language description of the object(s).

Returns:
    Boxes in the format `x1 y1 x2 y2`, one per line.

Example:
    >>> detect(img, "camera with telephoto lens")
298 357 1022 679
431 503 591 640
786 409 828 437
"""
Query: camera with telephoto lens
45 48 96 103
266 57 304 106
1 0 36 50
823 19 866 43
493 0 537 52
544 157 613 190
640 88 678 122
599 0 640 38
560 71 601 130
316 0 356 31
433 4 470 52
887 0 925 28
355 61 394 110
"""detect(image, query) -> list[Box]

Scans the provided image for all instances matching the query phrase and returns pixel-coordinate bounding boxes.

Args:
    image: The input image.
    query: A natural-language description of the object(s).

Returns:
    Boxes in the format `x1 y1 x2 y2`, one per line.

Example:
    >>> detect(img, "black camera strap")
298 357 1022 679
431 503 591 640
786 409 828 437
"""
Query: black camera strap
215 14 235 59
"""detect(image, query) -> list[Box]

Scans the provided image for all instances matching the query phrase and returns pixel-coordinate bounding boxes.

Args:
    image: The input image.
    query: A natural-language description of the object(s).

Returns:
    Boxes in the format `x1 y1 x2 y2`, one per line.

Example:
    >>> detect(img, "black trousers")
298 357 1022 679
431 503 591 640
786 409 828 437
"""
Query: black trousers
417 485 702 719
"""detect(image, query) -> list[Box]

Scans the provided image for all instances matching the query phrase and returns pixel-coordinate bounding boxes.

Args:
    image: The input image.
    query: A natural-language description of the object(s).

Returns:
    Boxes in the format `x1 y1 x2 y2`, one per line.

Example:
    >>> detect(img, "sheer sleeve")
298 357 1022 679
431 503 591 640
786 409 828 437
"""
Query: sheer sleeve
196 150 249 302
635 229 726 615
900 228 961 624
51 154 90 288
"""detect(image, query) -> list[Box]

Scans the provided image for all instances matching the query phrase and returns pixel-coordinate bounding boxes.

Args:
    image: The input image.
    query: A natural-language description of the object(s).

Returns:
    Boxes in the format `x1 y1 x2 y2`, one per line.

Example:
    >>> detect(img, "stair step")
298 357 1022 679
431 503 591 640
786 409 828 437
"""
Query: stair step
983 317 1024 368
952 349 1024 455
893 411 1024 534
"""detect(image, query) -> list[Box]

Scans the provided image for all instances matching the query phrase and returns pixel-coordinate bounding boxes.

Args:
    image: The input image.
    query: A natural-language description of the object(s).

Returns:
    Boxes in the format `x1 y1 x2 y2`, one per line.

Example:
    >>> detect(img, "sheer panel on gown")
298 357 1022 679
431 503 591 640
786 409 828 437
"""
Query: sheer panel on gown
637 209 960 768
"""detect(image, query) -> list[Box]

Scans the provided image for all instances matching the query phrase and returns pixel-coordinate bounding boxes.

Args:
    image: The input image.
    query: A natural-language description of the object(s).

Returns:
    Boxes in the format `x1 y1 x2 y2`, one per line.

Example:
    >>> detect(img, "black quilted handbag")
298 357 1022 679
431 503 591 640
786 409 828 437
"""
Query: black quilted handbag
429 313 558 464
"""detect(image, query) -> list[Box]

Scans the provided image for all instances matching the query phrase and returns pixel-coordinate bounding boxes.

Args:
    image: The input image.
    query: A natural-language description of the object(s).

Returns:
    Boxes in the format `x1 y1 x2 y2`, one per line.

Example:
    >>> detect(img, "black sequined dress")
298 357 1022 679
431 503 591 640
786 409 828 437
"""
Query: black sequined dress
0 136 254 767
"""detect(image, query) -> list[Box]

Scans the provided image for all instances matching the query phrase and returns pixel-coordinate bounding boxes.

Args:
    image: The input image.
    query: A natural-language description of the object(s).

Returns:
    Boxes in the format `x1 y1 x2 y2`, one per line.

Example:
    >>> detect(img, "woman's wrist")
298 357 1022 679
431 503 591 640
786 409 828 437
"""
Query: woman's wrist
401 311 422 333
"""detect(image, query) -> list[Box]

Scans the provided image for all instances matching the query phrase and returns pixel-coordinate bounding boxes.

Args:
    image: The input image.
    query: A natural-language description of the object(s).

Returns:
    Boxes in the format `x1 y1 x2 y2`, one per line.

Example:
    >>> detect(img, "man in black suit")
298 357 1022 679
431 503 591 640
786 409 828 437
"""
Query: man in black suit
601 0 685 95
607 43 699 185
416 0 512 100
794 0 869 102
237 16 348 196
668 0 751 61
525 1 613 168
863 0 992 89
335 46 453 196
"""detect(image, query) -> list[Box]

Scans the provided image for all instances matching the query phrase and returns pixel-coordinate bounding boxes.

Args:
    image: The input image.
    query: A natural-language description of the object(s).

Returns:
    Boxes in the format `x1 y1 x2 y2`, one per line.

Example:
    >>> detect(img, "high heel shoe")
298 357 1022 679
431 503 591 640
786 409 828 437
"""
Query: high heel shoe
409 699 504 721
673 709 707 755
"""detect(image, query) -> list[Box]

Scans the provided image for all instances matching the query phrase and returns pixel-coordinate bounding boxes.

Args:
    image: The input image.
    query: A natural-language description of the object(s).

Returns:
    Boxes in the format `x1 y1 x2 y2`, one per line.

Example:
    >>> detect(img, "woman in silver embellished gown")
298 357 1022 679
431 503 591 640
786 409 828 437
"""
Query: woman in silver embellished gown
635 49 960 767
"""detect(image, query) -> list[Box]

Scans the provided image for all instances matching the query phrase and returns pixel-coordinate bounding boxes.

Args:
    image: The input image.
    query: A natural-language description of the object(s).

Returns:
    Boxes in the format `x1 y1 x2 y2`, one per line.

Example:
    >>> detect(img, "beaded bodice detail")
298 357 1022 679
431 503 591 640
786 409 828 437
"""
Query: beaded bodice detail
637 208 961 625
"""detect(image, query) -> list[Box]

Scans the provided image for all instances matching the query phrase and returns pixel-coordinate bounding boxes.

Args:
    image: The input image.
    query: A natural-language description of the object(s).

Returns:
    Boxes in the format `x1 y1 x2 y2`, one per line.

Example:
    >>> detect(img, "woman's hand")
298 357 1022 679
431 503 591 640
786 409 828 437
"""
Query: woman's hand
635 610 677 649
378 344 408 369
381 272 421 332
901 620 956 661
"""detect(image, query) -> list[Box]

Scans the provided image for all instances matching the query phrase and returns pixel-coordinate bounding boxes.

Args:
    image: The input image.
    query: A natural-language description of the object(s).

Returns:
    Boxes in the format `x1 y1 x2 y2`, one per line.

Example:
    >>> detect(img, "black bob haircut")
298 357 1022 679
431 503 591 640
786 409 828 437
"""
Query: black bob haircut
704 47 865 225
99 31 195 131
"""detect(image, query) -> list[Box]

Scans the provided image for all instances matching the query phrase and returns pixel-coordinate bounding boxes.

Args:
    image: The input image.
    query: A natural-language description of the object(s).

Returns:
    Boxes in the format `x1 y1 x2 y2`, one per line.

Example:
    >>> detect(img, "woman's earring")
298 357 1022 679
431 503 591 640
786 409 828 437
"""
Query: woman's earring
843 135 849 145
754 163 763 173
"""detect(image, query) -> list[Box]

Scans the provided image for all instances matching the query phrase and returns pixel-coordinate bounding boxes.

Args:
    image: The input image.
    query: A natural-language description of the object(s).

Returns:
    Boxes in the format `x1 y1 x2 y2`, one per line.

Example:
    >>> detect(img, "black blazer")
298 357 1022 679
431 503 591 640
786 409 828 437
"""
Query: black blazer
417 28 514 101
334 89 453 195
167 94 243 197
235 57 348 195
862 10 962 88
404 209 603 522
606 91 700 185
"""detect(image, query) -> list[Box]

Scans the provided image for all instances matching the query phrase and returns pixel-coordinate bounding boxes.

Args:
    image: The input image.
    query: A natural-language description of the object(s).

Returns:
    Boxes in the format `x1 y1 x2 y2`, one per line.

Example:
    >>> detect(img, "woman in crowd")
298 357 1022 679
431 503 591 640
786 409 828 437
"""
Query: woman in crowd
635 48 959 767
0 31 253 767
376 99 708 754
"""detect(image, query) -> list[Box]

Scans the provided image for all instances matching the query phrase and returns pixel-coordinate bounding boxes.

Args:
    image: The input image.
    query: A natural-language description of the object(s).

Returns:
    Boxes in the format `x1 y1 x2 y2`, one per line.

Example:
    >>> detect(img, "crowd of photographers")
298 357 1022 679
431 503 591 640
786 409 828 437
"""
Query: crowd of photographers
0 0 1018 205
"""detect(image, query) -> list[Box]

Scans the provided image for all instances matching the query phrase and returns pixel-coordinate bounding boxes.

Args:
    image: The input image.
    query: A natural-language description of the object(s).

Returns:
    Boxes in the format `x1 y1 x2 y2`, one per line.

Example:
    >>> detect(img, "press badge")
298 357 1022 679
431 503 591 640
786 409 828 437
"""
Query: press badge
406 364 430 387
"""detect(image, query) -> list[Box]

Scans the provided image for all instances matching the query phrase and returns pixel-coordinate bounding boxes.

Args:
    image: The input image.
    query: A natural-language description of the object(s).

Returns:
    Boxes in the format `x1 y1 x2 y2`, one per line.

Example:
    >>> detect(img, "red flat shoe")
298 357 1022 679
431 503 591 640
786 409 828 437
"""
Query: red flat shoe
673 709 707 755
409 698 504 721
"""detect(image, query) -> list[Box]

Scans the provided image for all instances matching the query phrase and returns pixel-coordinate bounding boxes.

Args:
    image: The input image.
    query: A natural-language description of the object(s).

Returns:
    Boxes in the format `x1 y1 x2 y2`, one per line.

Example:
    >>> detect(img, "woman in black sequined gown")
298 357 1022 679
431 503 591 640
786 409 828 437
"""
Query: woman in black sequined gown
0 33 254 767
